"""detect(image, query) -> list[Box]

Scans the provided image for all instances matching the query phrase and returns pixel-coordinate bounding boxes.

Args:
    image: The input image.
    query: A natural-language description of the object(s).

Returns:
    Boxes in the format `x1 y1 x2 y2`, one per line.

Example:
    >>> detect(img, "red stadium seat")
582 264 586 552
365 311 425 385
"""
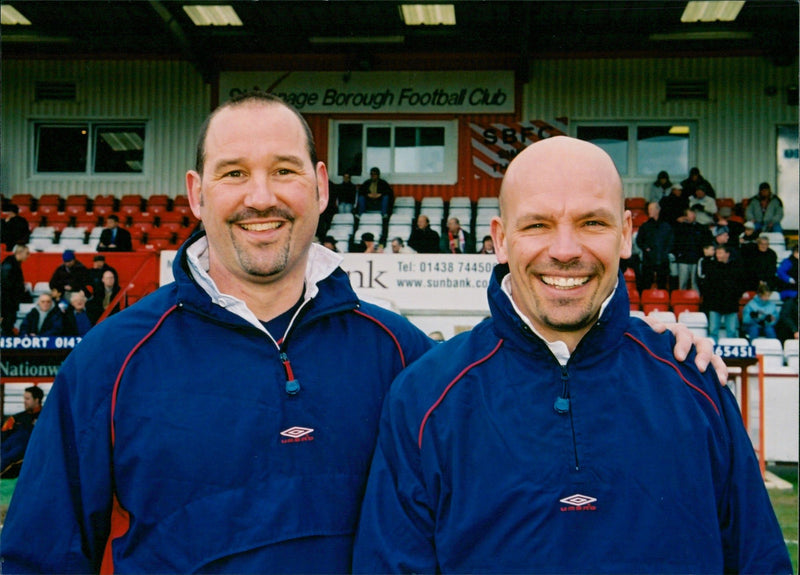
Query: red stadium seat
632 212 649 230
65 204 87 218
625 197 647 211
640 288 670 314
93 194 116 207
627 288 641 311
670 289 701 315
120 194 145 210
65 194 89 207
10 194 34 209
38 193 62 207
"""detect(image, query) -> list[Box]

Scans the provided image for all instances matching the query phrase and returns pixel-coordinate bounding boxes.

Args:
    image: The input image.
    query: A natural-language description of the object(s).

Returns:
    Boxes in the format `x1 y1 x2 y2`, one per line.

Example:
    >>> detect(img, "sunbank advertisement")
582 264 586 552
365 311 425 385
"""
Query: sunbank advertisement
219 71 515 114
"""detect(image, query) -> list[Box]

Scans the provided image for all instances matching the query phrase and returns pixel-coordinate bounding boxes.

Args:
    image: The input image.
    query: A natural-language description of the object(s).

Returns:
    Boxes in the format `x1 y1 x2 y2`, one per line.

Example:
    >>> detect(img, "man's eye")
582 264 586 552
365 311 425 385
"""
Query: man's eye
225 170 242 178
276 168 295 176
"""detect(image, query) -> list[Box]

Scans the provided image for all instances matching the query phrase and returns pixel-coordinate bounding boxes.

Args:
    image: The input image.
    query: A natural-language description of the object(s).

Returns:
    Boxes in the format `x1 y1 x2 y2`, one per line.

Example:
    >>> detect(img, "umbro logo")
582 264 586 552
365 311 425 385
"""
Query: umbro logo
559 494 597 512
280 426 315 444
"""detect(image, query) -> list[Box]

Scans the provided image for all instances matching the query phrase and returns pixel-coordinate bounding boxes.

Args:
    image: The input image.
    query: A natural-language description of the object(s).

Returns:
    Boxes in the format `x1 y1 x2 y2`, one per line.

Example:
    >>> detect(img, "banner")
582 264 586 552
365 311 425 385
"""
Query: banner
219 71 514 114
341 253 496 314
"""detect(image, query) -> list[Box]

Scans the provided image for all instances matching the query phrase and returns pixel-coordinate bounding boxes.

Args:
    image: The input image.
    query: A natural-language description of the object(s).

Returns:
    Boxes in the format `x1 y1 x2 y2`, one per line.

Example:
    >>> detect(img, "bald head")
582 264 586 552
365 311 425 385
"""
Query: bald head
499 136 624 220
490 136 632 350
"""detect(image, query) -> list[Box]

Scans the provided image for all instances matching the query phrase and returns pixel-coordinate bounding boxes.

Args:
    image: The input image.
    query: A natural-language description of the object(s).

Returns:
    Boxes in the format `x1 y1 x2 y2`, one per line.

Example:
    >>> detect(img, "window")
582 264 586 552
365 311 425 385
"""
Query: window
34 122 146 174
332 120 457 185
575 122 694 178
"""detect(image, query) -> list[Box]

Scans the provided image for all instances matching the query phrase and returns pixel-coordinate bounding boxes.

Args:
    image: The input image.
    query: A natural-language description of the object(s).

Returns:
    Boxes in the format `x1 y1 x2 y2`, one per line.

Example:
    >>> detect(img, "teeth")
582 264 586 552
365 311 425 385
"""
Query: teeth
240 222 282 232
541 275 589 289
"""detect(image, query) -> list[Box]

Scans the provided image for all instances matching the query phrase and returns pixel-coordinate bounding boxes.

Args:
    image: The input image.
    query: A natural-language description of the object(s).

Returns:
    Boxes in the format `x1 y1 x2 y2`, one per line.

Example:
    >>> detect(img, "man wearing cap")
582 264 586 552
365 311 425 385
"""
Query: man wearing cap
739 220 759 249
745 182 784 233
713 225 740 262
48 250 91 298
352 231 382 253
657 182 688 227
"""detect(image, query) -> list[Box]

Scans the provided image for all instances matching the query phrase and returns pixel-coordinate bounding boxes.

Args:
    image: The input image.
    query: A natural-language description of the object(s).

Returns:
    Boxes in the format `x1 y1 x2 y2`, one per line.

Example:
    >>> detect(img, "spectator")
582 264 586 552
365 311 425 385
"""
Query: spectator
2 204 30 250
681 166 716 198
741 236 778 291
353 137 786 573
49 249 91 298
96 214 133 252
704 244 745 342
408 214 441 253
635 201 673 292
1 244 31 336
62 291 94 337
672 208 712 291
649 170 672 202
19 293 63 336
658 182 688 226
712 225 739 261
356 166 393 221
50 285 70 314
1 386 44 478
88 254 118 298
390 237 415 254
86 269 121 324
321 235 339 253
776 243 798 300
351 231 382 254
742 282 779 340
738 221 760 254
478 235 495 254
441 217 474 254
688 184 717 226
696 242 717 315
714 206 744 241
745 182 784 233
336 172 357 214
775 294 798 343
428 330 445 342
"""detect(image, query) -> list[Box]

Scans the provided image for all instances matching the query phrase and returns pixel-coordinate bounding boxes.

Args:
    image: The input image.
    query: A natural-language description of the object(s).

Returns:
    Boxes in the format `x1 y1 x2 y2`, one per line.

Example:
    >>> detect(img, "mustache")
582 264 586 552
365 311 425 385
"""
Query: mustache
228 207 295 224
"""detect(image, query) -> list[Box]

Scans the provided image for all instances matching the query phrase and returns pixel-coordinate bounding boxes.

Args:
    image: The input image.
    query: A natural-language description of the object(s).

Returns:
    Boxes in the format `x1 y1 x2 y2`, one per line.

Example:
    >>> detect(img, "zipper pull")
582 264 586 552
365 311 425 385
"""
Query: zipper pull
280 352 301 395
554 366 570 414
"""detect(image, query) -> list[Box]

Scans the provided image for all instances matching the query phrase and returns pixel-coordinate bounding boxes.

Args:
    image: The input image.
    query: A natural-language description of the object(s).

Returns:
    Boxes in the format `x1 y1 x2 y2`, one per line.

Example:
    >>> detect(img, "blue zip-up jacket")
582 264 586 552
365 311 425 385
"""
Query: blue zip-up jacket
353 264 791 574
1 233 435 574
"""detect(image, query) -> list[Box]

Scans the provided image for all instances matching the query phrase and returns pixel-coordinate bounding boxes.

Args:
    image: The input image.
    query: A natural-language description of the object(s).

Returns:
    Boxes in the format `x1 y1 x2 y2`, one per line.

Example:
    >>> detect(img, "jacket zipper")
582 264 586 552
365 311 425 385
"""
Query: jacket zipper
555 364 580 471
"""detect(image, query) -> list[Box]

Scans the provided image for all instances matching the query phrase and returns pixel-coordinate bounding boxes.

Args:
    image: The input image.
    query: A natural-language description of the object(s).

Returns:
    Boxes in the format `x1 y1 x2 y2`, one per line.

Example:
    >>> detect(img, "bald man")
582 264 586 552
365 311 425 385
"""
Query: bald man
353 137 790 573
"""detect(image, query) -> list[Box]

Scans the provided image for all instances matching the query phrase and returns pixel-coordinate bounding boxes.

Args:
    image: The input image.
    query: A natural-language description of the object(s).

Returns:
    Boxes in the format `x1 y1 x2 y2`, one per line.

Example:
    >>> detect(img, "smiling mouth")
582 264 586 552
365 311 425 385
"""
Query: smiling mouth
238 222 283 232
541 275 590 289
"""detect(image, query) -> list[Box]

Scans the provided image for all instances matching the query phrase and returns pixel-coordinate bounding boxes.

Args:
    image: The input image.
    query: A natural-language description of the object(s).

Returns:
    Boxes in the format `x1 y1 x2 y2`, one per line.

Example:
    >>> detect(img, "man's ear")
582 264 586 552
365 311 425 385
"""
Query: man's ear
186 170 203 220
491 216 508 264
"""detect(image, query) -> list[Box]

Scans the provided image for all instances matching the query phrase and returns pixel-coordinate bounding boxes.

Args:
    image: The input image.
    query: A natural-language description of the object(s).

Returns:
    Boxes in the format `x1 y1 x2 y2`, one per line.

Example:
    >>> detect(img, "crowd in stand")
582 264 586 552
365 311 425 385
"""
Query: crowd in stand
2 167 798 346
631 169 797 343
1 247 121 338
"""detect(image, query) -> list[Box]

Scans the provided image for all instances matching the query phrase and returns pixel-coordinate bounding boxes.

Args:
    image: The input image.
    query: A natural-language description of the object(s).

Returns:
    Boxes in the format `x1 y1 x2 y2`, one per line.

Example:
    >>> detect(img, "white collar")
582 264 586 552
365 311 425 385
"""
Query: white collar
500 273 618 366
186 237 343 337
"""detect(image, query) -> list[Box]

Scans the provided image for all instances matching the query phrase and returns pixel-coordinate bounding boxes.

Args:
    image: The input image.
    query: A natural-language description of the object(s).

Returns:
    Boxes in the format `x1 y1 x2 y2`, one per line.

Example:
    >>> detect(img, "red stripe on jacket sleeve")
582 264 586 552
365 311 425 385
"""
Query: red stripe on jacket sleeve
418 339 504 449
624 332 720 416
353 309 408 368
102 304 177 573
